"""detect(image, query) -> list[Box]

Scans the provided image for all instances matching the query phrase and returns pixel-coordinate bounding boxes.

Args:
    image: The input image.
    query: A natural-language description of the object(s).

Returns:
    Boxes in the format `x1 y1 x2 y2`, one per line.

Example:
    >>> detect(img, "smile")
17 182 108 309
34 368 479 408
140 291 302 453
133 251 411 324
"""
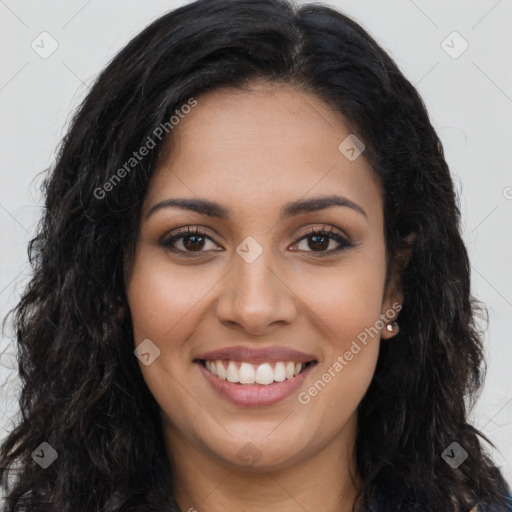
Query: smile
196 359 317 406
203 359 314 385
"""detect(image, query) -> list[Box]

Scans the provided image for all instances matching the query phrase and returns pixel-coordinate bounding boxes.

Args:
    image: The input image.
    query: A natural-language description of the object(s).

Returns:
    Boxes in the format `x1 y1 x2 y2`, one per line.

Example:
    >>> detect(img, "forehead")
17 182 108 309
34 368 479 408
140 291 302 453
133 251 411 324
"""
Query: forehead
144 81 383 225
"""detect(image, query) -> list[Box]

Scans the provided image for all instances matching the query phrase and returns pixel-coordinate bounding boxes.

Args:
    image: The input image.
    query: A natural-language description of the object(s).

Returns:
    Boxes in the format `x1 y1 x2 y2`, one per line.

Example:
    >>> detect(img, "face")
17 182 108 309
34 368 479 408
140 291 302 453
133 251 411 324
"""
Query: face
125 81 402 473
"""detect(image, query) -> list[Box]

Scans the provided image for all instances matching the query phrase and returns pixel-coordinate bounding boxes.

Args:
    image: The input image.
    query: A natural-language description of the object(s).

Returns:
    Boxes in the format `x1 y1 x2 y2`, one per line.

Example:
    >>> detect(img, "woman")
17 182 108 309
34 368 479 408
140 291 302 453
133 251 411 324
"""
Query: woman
1 0 510 510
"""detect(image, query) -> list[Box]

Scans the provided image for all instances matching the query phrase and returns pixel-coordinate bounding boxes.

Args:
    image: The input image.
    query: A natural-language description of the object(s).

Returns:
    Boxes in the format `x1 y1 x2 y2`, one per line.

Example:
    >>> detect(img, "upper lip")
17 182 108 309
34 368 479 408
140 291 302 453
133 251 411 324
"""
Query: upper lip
195 346 317 364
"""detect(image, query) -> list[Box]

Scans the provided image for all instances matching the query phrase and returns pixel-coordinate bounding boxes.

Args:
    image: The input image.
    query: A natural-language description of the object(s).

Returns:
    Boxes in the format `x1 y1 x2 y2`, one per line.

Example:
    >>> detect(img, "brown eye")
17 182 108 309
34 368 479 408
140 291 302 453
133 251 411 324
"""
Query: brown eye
180 234 207 251
159 226 220 255
292 227 353 256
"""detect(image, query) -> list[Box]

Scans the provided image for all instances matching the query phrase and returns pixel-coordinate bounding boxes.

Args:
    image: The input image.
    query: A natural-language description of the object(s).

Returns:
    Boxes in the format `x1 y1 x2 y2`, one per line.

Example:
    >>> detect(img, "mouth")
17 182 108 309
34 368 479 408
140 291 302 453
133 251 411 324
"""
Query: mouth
196 359 317 385
194 358 318 407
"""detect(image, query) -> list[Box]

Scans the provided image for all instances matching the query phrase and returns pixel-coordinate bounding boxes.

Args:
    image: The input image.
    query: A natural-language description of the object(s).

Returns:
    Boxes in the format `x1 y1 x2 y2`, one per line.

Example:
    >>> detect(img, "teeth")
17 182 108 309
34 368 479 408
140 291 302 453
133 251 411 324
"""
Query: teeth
207 360 218 376
274 362 286 382
216 360 227 380
226 361 239 383
255 363 274 385
239 362 255 384
203 360 308 385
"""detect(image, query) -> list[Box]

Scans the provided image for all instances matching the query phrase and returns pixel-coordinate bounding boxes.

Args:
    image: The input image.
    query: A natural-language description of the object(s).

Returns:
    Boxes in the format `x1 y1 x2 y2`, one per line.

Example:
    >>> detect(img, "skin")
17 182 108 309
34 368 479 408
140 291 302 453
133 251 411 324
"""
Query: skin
125 80 404 512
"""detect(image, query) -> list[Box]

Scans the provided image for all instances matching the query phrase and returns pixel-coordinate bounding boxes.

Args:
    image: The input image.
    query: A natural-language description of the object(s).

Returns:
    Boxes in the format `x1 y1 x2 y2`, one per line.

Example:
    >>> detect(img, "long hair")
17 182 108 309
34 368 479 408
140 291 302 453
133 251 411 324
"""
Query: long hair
1 0 510 510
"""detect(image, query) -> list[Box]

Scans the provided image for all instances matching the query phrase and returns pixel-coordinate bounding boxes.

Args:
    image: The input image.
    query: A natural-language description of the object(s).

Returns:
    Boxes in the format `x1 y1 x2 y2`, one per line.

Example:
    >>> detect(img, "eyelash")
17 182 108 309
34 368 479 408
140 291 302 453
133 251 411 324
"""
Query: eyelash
158 225 354 258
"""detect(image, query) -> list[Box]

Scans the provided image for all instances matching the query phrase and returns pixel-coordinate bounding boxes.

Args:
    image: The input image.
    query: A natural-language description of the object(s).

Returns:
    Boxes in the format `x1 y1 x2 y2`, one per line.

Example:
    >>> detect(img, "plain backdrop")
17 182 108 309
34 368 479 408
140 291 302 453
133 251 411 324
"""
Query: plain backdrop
1 0 511 489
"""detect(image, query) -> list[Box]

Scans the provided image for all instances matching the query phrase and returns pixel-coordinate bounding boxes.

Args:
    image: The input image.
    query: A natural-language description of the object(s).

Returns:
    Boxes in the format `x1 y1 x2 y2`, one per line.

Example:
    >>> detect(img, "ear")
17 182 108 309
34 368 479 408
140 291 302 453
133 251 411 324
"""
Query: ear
380 233 415 339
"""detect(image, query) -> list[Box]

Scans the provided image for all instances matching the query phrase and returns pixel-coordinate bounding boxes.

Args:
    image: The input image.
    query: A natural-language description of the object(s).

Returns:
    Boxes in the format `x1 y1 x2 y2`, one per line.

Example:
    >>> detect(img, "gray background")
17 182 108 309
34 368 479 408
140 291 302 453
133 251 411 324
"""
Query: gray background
1 0 511 489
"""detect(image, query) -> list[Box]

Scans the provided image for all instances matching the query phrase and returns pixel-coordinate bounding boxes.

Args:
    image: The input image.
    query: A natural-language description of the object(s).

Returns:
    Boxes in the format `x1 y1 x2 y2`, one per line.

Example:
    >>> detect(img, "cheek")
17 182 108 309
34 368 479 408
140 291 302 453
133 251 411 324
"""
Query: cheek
293 256 386 356
296 263 384 425
126 248 210 413
126 247 215 345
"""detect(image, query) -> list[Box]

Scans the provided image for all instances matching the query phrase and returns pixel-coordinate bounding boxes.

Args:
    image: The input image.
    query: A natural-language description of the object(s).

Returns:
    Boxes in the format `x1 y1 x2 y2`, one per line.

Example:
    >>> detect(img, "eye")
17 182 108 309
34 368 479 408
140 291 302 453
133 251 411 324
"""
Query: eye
159 224 353 258
291 226 353 256
159 226 221 255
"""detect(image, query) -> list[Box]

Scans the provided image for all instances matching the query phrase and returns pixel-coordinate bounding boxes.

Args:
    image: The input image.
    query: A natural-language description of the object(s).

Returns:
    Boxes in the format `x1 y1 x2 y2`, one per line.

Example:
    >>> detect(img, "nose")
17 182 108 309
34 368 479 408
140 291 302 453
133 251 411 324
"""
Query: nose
215 245 299 336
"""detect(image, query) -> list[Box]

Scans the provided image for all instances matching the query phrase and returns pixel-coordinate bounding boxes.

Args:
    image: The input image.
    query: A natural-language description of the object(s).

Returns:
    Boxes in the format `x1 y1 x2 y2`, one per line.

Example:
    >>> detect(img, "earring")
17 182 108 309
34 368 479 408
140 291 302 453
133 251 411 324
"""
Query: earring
385 321 399 335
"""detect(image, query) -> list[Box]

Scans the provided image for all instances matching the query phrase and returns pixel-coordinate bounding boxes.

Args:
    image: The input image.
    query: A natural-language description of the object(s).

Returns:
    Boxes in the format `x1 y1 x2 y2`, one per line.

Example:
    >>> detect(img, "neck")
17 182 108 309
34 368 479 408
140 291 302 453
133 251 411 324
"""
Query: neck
164 414 362 512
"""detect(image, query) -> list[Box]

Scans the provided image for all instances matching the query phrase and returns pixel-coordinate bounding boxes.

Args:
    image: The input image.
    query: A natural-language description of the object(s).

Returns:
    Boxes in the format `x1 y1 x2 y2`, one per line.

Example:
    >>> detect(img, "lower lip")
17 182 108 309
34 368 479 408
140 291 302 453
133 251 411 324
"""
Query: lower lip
196 361 316 407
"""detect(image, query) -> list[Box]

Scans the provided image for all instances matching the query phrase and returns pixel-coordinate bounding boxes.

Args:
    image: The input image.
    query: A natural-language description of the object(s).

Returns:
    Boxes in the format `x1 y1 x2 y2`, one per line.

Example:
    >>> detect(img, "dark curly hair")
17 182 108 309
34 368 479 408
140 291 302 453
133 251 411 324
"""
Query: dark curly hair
1 0 510 510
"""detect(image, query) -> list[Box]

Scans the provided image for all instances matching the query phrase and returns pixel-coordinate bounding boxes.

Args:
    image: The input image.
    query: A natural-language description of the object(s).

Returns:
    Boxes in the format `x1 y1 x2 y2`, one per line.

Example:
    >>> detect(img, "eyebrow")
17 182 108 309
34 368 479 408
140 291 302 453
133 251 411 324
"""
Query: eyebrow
145 194 368 222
